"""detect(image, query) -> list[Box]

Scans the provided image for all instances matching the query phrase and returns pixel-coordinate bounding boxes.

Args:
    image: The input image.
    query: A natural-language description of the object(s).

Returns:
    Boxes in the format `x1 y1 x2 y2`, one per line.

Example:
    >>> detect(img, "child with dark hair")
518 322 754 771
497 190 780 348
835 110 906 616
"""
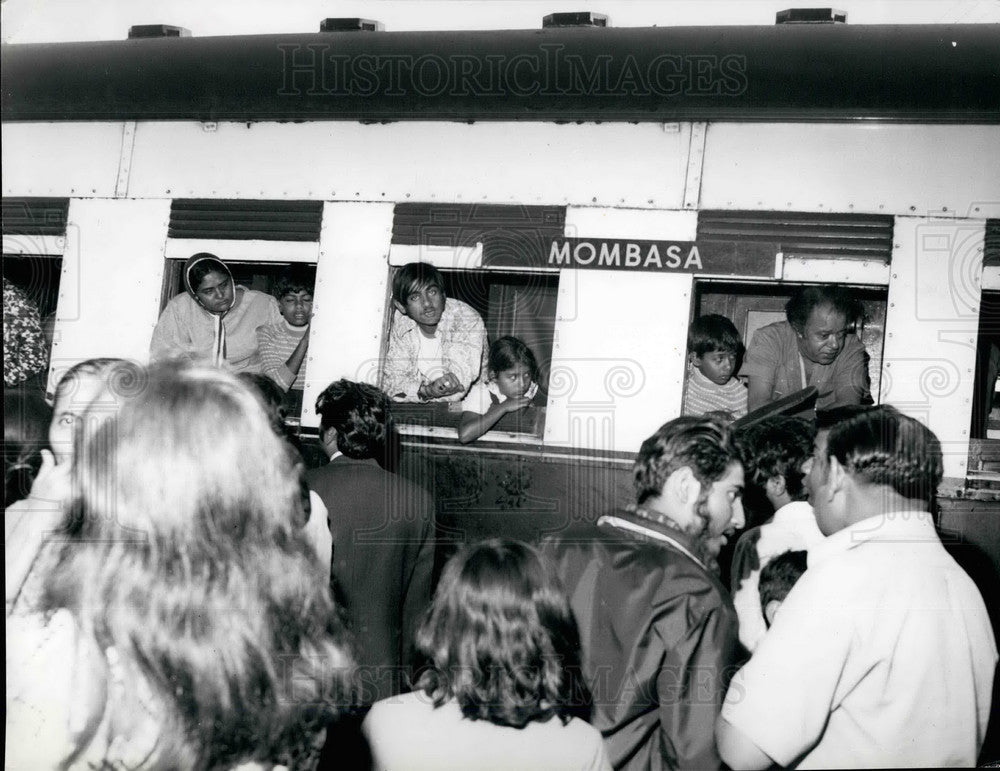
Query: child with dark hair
458 335 540 443
382 262 487 402
682 314 748 420
363 539 611 771
257 265 315 405
730 416 823 652
758 549 807 628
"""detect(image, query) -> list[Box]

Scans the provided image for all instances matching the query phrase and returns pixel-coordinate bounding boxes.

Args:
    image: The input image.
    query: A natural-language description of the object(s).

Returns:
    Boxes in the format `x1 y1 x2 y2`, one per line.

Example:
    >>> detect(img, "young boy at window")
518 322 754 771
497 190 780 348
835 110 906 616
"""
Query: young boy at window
382 262 487 402
682 314 748 420
257 266 314 411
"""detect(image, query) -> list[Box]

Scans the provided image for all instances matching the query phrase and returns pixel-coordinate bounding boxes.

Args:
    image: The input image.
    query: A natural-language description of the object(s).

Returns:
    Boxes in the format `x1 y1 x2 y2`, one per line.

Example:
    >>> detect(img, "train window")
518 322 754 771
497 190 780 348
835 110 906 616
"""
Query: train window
385 268 558 442
2 254 62 390
2 198 70 391
158 258 316 420
970 292 1000 442
694 280 888 406
969 222 1000 476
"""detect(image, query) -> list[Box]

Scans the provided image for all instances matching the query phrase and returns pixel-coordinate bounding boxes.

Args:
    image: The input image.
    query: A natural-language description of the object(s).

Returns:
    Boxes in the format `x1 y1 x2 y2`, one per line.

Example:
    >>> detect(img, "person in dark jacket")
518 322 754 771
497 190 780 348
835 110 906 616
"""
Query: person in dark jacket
541 416 745 771
306 379 435 708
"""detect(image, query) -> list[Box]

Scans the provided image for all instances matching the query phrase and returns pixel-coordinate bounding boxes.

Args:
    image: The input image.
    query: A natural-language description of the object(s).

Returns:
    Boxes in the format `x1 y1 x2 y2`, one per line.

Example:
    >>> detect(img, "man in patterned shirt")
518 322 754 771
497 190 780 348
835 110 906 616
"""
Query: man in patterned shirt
3 278 48 387
382 262 486 402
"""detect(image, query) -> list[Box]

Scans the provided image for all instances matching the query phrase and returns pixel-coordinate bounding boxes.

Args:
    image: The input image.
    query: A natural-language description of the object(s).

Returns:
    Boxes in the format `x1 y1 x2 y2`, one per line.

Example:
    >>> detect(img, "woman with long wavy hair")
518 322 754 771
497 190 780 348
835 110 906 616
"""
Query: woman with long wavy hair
362 538 610 771
6 361 352 769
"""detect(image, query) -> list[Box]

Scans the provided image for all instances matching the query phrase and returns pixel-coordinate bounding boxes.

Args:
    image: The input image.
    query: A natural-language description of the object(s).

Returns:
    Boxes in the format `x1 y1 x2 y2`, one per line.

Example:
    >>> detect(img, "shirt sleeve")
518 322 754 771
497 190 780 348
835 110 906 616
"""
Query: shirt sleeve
302 490 333 575
149 296 193 362
740 324 782 389
5 611 84 768
831 336 872 405
658 599 741 770
399 487 435 671
720 567 851 765
256 325 295 391
460 382 492 415
441 301 487 392
381 318 422 402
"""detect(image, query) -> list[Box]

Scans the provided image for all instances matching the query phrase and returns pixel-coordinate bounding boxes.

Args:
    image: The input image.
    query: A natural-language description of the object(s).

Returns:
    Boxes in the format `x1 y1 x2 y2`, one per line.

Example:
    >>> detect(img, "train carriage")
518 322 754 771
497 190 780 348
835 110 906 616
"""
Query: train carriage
3 9 1000 568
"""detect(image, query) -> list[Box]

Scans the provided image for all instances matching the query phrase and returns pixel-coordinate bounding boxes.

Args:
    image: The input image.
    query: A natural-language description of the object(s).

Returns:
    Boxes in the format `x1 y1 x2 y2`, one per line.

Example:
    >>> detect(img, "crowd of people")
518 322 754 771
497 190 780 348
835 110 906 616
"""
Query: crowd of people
4 254 998 769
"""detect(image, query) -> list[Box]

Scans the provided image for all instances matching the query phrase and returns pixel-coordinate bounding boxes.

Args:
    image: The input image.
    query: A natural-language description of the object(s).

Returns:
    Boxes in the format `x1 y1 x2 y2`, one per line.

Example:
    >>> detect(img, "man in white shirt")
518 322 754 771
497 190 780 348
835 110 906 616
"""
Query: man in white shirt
717 405 997 769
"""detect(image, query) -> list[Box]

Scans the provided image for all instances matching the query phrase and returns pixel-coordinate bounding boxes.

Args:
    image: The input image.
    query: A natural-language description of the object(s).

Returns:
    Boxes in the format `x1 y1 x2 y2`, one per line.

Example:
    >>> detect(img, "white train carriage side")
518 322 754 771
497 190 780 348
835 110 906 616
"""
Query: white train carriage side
3 13 999 557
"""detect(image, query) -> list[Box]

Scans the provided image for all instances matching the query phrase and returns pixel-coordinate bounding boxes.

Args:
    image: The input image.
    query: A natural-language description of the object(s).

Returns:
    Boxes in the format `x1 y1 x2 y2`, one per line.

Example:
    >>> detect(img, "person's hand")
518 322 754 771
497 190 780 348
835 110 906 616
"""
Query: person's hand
28 449 72 507
422 373 463 399
504 395 533 413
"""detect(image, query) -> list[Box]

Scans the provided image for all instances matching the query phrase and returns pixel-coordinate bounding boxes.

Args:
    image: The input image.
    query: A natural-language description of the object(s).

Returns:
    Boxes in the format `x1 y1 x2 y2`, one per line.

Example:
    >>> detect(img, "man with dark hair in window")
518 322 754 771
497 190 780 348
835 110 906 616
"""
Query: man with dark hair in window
718 406 997 769
742 285 871 412
382 262 487 402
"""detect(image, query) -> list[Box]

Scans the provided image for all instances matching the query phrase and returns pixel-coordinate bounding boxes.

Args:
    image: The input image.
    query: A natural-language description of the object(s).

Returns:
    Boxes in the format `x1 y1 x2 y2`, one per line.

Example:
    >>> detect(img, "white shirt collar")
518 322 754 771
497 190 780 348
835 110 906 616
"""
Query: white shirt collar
809 510 937 568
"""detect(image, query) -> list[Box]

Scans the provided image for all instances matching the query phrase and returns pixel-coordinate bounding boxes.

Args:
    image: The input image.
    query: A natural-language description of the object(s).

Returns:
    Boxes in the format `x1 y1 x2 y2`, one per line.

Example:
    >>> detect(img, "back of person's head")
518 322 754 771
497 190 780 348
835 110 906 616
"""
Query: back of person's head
825 405 943 507
815 404 873 433
488 336 540 381
634 416 738 505
392 262 445 305
237 372 287 434
45 361 350 768
315 379 393 460
415 538 589 728
3 389 52 506
688 314 742 356
273 265 316 299
737 417 814 501
759 550 808 627
785 286 862 332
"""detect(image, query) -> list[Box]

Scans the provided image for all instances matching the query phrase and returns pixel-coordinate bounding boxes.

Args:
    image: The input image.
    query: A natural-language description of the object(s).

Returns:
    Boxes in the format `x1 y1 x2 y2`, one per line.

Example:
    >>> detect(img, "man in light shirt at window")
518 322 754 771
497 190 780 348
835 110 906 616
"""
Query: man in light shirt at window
382 262 486 402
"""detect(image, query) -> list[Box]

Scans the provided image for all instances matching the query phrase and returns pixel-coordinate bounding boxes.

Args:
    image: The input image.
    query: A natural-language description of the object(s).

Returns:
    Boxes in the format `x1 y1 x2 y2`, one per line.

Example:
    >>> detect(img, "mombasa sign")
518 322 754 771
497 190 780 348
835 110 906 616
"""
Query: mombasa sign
484 237 779 277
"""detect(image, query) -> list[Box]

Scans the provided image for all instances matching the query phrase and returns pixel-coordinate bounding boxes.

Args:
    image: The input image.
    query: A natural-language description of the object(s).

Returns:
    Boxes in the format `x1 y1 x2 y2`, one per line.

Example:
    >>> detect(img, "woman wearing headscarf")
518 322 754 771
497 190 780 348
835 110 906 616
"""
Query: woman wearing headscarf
150 253 281 372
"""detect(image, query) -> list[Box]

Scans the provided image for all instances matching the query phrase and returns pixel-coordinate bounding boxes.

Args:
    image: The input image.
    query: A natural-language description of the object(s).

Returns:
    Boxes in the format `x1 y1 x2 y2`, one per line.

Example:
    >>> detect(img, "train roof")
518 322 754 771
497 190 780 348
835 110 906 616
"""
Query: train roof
2 23 999 123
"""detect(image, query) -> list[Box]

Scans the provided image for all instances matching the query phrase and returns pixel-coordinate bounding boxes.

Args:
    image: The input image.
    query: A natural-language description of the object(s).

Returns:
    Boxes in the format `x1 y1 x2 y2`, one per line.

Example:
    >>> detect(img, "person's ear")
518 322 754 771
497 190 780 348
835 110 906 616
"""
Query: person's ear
393 299 407 316
320 426 339 454
665 465 701 506
763 599 781 628
826 455 846 498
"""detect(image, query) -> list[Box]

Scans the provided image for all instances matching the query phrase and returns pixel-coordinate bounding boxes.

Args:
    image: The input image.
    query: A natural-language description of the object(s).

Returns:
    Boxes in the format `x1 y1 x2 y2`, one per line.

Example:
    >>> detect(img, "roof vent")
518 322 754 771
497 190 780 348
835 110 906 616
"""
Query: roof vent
542 12 608 28
319 18 383 32
775 8 847 24
127 24 191 39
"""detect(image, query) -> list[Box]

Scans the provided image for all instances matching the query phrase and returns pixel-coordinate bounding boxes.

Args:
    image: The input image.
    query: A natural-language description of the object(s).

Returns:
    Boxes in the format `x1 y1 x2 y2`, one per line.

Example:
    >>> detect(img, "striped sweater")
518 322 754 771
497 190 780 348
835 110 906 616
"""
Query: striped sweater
256 320 308 391
682 368 748 419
